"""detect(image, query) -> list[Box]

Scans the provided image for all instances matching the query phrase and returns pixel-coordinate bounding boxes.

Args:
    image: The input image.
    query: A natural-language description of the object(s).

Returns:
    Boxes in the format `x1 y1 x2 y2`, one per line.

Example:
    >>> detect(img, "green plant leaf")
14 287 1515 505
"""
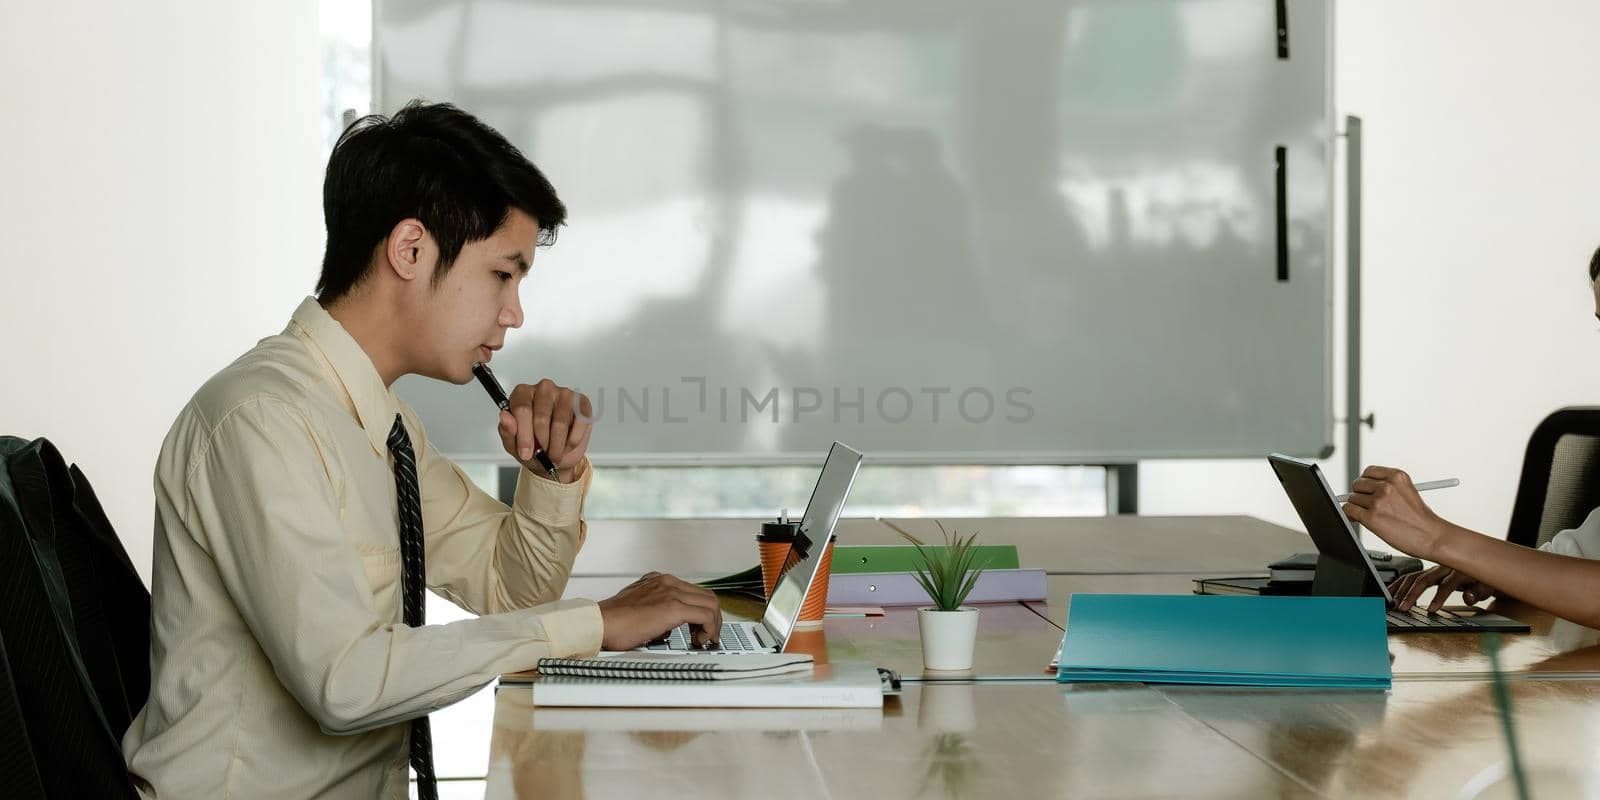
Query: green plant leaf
911 568 939 606
898 528 936 568
952 567 983 608
895 522 987 611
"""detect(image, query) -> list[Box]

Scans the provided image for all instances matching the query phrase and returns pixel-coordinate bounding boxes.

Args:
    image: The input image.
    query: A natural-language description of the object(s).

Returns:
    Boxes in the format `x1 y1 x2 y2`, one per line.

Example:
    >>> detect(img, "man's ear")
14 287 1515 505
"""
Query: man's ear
384 218 432 282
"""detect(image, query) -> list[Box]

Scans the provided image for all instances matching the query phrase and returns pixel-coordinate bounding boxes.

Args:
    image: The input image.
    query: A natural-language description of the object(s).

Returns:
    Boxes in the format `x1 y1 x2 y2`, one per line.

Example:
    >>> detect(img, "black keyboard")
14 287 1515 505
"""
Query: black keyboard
1385 607 1515 632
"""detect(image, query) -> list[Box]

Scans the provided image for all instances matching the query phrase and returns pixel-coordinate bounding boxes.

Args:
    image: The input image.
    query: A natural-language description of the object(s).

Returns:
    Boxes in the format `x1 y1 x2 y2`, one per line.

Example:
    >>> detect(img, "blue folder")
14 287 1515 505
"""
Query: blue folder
1056 594 1391 689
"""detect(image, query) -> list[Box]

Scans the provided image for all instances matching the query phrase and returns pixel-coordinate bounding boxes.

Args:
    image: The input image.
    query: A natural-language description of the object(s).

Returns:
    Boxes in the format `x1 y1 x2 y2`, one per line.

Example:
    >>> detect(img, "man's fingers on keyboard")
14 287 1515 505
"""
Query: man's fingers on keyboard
691 624 718 648
674 592 722 636
693 625 720 648
675 601 720 644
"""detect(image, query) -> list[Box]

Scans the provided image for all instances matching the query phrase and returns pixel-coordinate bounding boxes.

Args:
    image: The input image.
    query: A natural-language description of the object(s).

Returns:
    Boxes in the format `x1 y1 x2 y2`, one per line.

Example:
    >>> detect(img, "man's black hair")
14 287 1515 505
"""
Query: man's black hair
316 100 566 303
1590 244 1600 282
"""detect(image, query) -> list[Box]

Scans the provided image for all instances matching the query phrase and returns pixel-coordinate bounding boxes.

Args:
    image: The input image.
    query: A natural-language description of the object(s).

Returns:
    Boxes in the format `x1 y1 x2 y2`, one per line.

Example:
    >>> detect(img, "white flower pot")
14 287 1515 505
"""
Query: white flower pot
918 607 979 671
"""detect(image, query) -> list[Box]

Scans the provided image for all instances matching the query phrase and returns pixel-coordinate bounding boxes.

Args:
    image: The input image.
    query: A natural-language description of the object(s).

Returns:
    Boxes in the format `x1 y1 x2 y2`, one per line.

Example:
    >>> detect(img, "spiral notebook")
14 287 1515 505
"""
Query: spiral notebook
524 662 891 708
516 652 815 682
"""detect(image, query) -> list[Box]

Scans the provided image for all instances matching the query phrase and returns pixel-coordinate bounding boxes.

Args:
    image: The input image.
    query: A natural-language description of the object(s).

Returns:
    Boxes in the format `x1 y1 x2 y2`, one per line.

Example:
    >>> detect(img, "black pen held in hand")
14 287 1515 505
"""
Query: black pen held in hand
471 362 560 479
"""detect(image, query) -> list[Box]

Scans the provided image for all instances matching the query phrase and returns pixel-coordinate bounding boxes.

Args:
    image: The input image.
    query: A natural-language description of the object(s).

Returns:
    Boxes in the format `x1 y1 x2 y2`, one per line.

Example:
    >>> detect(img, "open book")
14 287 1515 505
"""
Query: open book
503 652 814 682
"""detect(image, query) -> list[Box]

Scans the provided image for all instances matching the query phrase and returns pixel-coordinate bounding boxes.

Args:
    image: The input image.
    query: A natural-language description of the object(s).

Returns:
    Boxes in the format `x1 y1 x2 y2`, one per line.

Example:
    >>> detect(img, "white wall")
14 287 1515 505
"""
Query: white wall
1143 0 1600 548
0 1 323 583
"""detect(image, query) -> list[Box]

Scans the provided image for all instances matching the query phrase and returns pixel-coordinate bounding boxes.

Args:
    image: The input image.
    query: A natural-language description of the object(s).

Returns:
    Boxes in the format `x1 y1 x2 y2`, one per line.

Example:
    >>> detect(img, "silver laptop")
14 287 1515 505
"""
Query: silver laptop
607 441 864 656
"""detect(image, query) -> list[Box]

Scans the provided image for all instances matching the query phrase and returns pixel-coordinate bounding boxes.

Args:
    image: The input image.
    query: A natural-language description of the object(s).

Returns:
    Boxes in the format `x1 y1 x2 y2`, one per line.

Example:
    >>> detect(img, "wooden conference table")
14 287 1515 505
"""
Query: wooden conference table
445 516 1600 798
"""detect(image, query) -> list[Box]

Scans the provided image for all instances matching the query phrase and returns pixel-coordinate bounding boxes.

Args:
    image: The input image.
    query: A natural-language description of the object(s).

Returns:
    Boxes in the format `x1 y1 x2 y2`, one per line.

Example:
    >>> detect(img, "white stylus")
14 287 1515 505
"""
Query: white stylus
1334 478 1459 503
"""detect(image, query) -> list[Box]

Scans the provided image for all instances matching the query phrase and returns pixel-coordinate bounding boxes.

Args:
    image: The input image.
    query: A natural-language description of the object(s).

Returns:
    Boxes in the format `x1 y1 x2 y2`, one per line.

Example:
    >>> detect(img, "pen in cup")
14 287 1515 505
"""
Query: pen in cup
470 362 560 478
1334 478 1459 503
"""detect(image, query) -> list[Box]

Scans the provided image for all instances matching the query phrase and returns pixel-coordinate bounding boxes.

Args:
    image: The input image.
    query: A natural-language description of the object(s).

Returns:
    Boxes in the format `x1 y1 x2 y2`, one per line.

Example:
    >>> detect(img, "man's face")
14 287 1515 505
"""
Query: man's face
411 209 538 384
1593 278 1600 325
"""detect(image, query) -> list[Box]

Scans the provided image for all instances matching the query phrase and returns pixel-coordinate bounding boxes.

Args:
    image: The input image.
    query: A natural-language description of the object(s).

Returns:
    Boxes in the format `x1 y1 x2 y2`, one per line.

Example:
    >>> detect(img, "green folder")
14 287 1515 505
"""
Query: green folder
832 545 1019 574
1056 594 1392 689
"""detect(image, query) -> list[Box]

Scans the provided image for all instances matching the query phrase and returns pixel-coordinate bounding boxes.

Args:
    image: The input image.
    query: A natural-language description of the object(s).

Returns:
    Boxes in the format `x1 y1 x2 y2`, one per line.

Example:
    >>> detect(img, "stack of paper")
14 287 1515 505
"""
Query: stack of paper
1055 594 1391 689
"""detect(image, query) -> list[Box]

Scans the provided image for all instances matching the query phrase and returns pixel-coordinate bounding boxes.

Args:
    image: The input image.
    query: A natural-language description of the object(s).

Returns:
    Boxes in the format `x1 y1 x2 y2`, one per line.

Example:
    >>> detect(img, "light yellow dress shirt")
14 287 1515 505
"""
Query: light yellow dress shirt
122 297 604 799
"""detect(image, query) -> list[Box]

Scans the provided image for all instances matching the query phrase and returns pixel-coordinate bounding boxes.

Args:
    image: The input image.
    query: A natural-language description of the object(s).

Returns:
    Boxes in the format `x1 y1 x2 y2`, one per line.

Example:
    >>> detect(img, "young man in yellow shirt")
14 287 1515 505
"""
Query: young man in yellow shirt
123 101 721 799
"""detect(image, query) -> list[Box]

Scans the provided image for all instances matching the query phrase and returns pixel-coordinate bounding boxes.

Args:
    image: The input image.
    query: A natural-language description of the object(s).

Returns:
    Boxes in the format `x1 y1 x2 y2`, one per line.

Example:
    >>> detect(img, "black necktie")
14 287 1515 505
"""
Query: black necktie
387 414 438 800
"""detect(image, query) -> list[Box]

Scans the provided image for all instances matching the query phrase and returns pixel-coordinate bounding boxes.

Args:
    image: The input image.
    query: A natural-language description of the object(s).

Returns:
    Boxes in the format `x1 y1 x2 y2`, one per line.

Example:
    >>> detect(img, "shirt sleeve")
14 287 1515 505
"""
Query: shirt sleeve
1538 505 1600 559
185 396 601 736
404 406 597 622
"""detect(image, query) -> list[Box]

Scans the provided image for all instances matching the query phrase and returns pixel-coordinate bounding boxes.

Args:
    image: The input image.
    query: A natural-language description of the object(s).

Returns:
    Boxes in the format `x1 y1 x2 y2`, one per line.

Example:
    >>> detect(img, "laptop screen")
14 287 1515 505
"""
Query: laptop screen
761 442 864 644
1267 453 1395 602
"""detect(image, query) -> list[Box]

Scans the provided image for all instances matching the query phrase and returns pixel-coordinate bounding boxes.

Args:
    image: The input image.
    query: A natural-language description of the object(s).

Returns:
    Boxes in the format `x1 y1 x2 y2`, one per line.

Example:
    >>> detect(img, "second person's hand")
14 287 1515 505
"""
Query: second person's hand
1341 466 1454 559
1388 564 1499 614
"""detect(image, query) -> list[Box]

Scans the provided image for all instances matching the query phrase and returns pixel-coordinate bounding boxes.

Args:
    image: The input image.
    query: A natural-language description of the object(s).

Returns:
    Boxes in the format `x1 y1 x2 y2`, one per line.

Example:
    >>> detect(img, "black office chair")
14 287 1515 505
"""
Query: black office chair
1505 407 1600 548
0 634 47 797
0 436 149 799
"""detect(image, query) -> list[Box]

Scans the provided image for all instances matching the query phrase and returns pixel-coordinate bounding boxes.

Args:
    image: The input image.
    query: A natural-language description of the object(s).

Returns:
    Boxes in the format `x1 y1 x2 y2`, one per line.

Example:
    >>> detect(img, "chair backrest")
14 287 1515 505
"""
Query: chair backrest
0 633 48 798
0 436 147 799
1506 408 1600 548
55 459 152 737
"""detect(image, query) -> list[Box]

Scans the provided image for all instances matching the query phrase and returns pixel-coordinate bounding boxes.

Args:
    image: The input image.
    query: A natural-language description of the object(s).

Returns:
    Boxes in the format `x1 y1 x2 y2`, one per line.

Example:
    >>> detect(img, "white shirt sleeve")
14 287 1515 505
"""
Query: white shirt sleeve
1538 505 1600 559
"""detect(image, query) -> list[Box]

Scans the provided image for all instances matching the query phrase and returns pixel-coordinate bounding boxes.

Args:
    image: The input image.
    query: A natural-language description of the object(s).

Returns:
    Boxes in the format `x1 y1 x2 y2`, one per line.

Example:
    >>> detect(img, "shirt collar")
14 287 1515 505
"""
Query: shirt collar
288 296 402 458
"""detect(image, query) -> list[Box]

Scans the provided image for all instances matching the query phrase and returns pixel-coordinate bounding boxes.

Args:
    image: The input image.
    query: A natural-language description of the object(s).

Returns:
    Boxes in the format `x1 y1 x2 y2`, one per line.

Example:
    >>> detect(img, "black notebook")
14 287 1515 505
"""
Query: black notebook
1192 576 1310 596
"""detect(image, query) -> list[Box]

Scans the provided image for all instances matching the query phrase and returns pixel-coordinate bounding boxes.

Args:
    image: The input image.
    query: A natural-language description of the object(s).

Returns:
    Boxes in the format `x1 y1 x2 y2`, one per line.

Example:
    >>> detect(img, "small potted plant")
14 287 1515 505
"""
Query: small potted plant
900 521 988 671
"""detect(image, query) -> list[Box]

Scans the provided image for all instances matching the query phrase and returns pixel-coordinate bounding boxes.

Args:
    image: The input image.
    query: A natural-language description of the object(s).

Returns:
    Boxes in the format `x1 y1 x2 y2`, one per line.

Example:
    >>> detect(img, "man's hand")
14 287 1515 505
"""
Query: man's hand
1340 466 1453 560
495 378 593 483
596 572 724 650
1388 564 1500 613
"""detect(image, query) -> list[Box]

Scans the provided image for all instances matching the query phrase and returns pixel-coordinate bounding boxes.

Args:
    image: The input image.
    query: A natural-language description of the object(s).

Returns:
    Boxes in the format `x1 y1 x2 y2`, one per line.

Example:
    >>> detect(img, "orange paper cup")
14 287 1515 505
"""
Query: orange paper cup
757 538 802 600
794 535 836 627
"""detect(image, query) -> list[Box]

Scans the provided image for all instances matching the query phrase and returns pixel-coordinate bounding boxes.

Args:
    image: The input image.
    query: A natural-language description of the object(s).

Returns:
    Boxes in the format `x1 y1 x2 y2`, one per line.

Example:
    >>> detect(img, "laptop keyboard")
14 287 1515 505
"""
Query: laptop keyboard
645 622 763 652
1386 607 1480 631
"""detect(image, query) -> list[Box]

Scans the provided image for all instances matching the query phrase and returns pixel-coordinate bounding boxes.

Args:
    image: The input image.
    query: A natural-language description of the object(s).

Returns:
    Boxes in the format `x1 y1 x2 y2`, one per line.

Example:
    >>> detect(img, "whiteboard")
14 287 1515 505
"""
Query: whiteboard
378 0 1333 464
